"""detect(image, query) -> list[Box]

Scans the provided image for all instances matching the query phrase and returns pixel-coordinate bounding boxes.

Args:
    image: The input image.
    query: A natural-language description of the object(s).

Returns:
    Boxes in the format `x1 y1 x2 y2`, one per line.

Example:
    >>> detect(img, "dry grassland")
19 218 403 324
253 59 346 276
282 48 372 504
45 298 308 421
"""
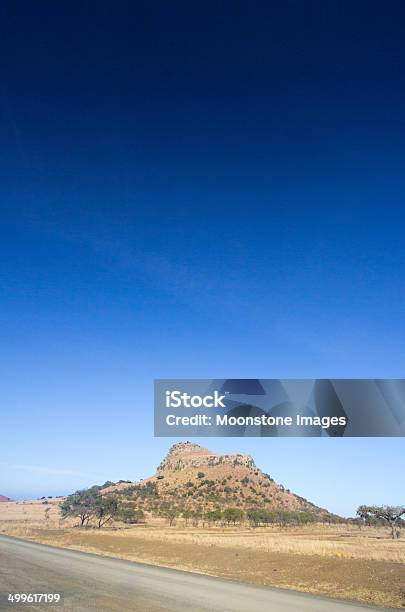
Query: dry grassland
1 500 404 609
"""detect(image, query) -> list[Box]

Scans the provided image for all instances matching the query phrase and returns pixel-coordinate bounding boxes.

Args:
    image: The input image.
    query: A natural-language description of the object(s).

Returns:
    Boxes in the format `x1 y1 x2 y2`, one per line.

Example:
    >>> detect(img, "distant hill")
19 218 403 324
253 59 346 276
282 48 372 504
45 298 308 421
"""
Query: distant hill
0 495 11 502
104 442 336 519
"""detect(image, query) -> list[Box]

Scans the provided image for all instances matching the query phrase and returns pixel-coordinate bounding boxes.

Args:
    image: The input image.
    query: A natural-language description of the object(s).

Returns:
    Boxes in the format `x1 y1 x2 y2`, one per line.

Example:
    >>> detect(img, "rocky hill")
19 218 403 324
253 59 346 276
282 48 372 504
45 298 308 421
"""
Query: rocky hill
0 495 11 502
156 442 255 473
106 442 334 519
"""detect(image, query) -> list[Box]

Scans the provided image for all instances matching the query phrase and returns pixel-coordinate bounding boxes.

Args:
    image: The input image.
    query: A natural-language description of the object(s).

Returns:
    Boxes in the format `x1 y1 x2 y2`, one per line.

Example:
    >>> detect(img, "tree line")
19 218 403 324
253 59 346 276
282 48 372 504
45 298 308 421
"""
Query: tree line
59 486 404 540
163 507 320 527
60 486 144 528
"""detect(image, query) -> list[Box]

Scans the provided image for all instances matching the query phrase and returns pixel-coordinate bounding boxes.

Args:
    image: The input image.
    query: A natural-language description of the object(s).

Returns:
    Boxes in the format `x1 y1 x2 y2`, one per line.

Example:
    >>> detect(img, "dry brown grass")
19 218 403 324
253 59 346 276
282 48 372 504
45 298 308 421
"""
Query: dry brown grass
1 501 404 563
1 501 405 609
124 523 405 563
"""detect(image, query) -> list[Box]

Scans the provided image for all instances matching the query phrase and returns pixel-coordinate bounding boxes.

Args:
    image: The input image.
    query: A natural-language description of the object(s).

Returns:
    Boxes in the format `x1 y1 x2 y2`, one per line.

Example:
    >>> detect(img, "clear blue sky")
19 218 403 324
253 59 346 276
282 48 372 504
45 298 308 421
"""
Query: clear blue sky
0 2 404 516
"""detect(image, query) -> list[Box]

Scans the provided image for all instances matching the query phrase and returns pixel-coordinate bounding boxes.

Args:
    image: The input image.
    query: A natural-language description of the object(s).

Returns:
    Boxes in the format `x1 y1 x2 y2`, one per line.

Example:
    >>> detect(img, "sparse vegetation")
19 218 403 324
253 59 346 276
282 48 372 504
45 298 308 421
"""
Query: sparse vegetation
100 481 115 489
164 508 178 526
246 509 317 527
357 505 405 539
94 496 119 528
60 487 99 527
118 505 145 524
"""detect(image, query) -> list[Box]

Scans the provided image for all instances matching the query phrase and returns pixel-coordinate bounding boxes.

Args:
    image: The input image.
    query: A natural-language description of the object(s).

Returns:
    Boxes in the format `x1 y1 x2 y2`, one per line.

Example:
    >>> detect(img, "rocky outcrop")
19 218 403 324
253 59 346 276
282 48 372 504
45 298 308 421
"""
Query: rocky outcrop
157 441 256 473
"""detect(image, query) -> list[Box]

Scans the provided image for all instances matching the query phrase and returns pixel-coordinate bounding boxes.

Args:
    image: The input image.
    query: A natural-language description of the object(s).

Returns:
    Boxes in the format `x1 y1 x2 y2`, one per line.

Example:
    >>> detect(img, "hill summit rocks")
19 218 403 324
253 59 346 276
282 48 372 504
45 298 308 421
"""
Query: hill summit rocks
157 442 256 474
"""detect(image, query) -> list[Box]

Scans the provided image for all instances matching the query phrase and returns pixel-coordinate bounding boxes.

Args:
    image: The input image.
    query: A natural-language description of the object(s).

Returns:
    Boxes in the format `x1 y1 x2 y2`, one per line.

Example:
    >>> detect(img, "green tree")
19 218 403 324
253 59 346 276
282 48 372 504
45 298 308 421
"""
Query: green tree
60 487 99 527
94 496 119 528
223 508 244 525
118 505 145 524
246 509 260 527
100 481 115 489
205 509 222 525
164 509 178 526
182 509 193 526
357 505 405 539
192 510 202 527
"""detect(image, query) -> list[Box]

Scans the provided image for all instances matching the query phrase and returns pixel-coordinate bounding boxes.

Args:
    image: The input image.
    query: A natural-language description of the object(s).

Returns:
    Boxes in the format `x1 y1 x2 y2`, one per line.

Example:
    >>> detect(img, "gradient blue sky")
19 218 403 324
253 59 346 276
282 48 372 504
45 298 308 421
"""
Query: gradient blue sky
1 2 404 516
